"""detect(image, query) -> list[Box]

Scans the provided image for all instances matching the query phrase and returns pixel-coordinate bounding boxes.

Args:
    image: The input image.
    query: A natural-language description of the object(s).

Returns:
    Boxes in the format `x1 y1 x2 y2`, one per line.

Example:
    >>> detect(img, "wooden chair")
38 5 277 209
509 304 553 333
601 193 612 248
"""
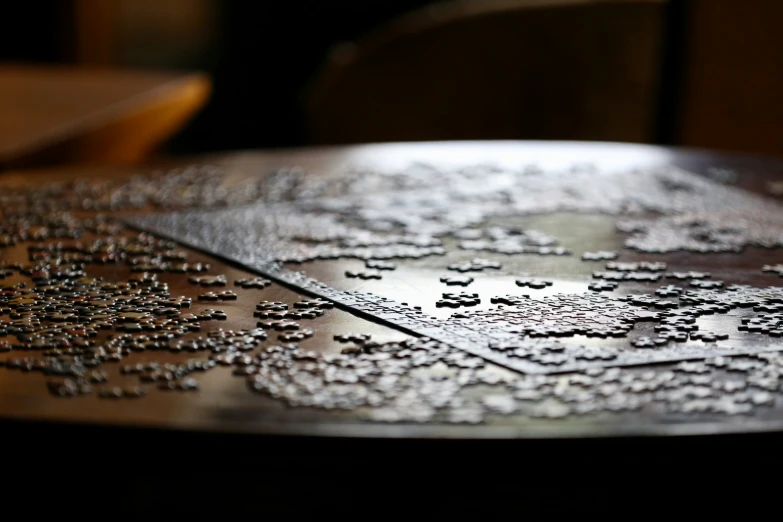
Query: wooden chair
0 65 210 170
305 0 666 145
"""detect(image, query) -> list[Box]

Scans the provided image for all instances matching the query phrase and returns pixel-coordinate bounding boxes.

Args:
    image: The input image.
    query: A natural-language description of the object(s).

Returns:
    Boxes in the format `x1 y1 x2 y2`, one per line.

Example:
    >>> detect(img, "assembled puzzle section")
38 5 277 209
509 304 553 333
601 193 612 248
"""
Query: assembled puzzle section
129 160 783 374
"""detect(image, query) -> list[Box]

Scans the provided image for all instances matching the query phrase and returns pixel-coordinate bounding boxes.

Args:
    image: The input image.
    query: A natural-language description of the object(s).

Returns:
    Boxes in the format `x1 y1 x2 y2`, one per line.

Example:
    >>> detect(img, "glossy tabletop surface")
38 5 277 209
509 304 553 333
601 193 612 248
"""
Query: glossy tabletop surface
3 141 783 439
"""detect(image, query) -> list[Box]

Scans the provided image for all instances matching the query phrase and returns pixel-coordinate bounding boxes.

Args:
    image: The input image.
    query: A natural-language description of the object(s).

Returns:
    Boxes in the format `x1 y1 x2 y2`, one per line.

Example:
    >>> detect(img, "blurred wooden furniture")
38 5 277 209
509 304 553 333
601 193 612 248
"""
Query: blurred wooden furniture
677 0 783 156
0 64 210 169
306 0 666 145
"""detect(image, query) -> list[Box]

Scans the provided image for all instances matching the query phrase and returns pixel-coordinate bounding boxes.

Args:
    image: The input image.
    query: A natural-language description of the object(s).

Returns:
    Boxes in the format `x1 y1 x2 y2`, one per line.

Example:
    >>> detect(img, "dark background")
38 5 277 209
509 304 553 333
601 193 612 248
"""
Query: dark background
1 1 782 156
1 1 442 153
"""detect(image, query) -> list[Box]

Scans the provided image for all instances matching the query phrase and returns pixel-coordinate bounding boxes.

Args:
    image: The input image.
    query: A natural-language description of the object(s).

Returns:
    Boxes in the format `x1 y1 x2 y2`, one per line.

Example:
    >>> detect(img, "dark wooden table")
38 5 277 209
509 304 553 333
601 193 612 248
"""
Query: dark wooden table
3 141 783 501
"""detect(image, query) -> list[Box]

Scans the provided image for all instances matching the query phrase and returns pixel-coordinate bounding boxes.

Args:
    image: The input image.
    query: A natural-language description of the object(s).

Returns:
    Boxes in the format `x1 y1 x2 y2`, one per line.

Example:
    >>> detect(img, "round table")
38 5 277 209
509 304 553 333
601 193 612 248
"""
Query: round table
4 142 783 471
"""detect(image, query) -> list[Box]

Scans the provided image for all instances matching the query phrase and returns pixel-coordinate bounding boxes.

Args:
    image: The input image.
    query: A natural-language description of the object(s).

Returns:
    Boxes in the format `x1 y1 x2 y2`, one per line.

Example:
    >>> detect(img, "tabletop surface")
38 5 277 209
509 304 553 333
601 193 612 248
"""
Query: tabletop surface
3 140 783 439
0 64 208 165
